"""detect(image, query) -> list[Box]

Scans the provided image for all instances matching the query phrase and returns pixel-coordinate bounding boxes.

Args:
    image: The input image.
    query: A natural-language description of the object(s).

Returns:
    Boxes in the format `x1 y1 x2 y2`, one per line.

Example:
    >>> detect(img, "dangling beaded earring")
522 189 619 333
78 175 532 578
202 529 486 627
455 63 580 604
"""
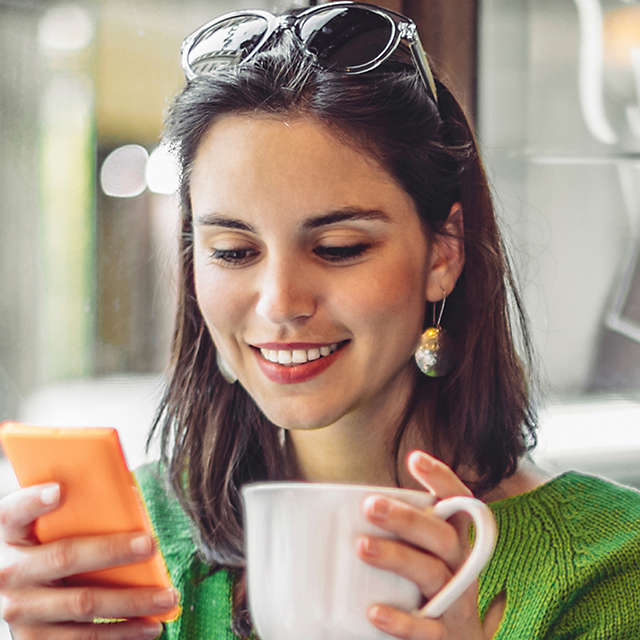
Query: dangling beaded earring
414 290 454 377
216 350 238 384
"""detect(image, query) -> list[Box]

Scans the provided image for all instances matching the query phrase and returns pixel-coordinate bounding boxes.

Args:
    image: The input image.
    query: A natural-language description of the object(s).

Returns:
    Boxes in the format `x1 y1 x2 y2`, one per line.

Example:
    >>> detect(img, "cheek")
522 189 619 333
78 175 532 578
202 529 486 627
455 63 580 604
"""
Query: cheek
333 257 427 335
193 261 242 338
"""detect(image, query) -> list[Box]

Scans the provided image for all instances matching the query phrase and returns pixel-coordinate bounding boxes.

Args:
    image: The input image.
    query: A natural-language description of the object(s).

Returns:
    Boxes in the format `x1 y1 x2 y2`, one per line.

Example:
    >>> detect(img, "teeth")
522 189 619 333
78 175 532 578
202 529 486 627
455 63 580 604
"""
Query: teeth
263 350 278 363
259 343 341 366
292 350 307 363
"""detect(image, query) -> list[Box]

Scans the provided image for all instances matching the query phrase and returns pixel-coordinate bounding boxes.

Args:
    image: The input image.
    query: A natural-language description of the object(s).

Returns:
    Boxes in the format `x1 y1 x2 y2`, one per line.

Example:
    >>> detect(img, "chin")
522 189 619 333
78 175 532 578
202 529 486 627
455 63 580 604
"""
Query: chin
260 402 345 431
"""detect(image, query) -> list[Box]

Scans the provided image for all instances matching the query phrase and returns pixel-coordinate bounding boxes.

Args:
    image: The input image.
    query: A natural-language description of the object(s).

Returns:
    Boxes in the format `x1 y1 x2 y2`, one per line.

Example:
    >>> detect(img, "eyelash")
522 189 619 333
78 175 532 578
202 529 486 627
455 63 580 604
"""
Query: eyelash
313 243 372 262
209 248 257 265
208 243 372 266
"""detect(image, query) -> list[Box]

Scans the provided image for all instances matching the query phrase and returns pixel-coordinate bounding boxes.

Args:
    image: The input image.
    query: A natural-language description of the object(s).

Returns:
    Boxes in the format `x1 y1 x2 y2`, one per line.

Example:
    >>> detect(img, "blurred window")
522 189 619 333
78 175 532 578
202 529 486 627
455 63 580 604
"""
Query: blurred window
479 0 640 485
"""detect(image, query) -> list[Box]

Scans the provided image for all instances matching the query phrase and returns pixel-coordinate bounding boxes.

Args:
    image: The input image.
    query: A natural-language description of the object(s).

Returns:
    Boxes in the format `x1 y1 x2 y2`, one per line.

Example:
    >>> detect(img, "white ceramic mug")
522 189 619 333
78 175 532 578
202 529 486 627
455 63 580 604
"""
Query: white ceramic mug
242 482 497 640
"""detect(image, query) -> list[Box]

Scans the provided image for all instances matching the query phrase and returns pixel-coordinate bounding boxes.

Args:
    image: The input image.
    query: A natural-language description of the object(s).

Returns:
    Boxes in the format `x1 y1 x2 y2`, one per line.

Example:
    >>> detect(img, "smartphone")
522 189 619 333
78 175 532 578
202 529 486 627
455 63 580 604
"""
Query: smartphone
0 421 181 623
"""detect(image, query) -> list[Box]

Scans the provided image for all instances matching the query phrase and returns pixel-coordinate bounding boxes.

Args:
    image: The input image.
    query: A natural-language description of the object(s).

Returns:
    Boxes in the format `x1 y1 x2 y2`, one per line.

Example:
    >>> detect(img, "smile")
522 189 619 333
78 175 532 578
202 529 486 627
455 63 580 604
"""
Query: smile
251 341 350 384
259 343 339 366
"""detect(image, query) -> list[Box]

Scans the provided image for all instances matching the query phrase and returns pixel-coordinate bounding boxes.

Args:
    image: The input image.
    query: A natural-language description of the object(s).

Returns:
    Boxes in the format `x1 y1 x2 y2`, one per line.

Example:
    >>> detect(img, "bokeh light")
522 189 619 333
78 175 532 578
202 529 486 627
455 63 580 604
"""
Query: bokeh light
38 4 95 52
100 144 149 198
146 143 180 195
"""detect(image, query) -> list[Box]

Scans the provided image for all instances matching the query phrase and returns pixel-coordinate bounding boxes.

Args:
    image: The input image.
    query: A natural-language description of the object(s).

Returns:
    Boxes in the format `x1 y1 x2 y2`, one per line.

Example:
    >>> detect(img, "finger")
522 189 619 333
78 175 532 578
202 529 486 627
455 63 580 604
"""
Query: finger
407 451 473 499
407 451 477 548
1 585 178 623
0 484 61 545
8 620 164 640
368 604 443 640
356 535 452 599
0 532 155 588
362 495 461 568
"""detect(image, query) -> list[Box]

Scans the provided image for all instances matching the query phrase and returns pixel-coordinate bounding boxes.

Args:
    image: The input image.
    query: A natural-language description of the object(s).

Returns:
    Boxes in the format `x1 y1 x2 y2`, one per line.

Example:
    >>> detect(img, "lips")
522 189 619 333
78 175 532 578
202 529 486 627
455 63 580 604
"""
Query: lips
251 340 350 384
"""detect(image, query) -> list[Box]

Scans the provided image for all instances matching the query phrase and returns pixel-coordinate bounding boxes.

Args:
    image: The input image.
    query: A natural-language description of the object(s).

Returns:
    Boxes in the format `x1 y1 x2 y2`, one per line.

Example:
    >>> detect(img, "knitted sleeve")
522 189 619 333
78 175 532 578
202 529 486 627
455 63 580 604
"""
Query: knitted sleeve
481 472 640 640
548 557 640 639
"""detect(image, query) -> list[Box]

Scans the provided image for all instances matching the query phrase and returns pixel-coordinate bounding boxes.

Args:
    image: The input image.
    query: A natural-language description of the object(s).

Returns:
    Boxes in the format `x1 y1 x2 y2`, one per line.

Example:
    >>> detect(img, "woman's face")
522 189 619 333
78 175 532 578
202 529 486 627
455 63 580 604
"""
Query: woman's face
190 114 436 430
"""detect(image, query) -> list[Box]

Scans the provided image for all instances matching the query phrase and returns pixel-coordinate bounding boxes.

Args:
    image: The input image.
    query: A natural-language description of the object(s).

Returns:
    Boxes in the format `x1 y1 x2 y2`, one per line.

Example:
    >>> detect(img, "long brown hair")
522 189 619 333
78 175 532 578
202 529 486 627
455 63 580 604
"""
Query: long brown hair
150 33 537 638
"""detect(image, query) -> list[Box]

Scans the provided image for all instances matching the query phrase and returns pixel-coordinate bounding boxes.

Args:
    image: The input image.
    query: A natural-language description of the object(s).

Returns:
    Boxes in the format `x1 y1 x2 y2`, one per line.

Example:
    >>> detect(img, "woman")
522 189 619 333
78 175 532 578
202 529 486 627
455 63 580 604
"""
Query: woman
1 4 639 639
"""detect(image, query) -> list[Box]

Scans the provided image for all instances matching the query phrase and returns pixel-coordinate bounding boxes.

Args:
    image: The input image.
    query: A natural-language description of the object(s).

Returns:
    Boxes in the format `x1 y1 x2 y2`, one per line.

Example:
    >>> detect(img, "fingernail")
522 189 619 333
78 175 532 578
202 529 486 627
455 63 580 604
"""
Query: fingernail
131 534 153 555
370 605 393 626
412 451 434 473
40 484 60 505
141 623 163 639
365 496 390 520
360 536 379 557
154 587 177 609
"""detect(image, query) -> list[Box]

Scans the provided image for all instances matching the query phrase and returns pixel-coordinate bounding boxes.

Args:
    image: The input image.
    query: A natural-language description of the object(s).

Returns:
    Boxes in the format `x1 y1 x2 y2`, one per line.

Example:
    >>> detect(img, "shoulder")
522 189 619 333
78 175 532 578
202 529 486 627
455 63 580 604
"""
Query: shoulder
134 461 195 562
541 473 640 637
518 470 640 531
482 473 640 638
489 471 640 556
135 462 240 639
134 461 188 526
490 469 640 518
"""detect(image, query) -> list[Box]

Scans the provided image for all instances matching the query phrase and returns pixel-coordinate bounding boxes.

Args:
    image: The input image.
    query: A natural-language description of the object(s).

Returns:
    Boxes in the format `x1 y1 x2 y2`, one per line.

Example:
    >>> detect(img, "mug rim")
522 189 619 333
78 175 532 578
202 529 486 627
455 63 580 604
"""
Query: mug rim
241 480 436 502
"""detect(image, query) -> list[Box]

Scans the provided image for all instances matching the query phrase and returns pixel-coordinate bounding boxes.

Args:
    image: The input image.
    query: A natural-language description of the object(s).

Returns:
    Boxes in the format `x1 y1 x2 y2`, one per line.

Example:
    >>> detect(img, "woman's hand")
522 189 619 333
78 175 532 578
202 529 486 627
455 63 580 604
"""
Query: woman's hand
0 483 175 639
356 451 503 640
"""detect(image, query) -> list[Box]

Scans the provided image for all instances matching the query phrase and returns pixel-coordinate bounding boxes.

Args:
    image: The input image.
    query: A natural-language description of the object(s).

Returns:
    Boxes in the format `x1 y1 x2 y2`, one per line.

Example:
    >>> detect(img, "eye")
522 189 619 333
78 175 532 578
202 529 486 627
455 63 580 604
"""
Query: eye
314 243 372 262
208 247 259 266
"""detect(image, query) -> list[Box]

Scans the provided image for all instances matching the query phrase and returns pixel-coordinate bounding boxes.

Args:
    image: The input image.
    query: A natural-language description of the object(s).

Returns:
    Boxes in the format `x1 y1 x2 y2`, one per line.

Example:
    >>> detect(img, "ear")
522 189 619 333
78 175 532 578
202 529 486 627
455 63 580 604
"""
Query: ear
425 203 465 302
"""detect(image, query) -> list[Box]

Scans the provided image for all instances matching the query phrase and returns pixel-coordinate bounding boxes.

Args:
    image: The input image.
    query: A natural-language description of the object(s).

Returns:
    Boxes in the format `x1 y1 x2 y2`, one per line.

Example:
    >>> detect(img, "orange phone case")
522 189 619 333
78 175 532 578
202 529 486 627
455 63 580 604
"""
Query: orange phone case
0 421 181 623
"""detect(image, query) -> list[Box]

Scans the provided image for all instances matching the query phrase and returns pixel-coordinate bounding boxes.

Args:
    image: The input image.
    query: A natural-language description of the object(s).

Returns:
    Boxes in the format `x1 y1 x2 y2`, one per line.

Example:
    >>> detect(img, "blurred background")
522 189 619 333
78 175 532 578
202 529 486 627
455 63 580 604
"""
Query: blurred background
0 0 639 529
0 0 639 633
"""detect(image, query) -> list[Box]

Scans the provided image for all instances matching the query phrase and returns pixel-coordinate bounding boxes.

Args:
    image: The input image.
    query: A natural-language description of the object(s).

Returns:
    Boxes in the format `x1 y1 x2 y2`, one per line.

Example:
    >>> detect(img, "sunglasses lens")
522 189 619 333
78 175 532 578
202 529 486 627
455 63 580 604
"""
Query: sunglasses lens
186 15 269 75
299 7 392 71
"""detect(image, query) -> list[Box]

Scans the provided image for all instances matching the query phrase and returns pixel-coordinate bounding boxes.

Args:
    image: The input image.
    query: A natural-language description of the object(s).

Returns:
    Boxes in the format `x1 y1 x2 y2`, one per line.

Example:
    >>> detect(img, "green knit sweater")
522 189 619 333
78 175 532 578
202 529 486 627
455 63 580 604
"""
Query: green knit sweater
135 465 640 639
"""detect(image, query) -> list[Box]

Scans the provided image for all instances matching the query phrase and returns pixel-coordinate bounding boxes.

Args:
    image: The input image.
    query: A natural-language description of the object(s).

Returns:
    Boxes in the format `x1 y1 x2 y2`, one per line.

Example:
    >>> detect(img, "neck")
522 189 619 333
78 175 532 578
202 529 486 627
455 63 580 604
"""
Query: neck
287 418 395 486
286 368 432 488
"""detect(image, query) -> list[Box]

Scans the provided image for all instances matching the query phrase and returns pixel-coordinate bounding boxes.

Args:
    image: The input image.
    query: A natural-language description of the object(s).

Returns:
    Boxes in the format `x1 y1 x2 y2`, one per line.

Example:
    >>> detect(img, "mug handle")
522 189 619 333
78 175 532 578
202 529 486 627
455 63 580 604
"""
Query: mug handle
415 496 497 618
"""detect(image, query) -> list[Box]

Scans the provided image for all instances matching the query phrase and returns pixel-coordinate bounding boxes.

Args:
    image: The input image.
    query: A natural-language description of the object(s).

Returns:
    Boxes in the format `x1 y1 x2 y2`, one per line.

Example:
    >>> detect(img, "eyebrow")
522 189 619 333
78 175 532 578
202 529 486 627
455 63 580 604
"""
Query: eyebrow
195 207 391 232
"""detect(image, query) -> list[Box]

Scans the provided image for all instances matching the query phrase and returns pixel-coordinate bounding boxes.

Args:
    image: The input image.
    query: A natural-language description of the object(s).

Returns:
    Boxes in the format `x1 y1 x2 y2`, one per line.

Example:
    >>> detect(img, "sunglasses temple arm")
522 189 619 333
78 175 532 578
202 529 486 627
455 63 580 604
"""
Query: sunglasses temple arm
409 34 438 104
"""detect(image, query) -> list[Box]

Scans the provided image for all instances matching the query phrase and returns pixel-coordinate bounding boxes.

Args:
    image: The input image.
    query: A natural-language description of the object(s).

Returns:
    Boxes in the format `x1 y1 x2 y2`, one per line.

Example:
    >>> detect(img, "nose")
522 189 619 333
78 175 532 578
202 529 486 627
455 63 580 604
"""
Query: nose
255 257 317 325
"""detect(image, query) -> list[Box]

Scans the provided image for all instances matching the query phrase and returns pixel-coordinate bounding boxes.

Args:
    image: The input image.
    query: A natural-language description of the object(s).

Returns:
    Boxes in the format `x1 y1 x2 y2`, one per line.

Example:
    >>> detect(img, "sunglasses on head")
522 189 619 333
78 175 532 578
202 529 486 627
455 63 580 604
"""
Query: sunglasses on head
180 1 438 104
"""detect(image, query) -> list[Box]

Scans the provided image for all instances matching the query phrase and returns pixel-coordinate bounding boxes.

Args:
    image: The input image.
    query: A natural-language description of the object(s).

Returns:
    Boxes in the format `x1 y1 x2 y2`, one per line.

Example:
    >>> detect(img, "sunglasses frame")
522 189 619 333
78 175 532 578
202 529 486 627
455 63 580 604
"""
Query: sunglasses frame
180 1 438 103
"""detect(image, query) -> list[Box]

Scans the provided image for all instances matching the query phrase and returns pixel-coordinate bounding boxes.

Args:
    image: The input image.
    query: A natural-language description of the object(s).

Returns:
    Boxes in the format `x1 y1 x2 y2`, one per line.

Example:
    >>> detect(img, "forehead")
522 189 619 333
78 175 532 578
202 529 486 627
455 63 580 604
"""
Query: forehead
189 113 418 223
